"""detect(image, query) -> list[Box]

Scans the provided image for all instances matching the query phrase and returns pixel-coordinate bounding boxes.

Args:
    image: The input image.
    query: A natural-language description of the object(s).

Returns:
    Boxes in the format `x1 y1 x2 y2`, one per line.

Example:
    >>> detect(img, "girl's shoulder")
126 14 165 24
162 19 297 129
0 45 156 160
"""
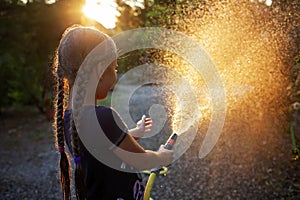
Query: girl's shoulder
95 105 110 112
64 106 111 118
95 106 128 130
64 106 122 122
95 106 120 117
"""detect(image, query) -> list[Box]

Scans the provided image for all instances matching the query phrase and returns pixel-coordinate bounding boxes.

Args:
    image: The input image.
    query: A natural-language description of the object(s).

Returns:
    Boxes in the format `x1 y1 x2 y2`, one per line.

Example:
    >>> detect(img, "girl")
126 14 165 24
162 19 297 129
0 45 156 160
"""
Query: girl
52 25 174 200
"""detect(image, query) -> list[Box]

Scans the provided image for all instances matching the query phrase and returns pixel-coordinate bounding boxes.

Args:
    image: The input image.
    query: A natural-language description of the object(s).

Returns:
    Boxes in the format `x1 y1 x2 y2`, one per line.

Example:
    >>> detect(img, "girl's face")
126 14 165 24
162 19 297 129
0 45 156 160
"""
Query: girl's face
96 60 118 100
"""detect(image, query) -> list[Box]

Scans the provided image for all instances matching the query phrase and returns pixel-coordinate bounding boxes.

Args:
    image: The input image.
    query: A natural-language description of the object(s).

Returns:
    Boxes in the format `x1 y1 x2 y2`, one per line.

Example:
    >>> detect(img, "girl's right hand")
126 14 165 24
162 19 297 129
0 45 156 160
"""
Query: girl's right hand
157 145 174 167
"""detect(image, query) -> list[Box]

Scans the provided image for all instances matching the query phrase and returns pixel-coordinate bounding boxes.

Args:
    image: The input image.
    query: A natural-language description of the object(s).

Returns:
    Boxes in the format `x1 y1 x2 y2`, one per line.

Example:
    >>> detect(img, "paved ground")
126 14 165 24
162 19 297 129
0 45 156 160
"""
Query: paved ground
0 104 299 200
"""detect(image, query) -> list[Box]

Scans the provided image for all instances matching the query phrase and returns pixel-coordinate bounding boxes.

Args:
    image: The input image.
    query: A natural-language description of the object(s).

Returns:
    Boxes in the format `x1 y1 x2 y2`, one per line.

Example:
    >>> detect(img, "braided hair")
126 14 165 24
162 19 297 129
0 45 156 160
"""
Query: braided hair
53 74 71 200
52 25 111 200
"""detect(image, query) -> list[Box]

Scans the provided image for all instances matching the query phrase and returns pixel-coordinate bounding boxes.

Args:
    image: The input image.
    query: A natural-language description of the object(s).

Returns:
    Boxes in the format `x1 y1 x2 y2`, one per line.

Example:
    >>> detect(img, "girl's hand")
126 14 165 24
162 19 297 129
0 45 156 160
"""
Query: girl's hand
157 145 174 166
129 115 153 139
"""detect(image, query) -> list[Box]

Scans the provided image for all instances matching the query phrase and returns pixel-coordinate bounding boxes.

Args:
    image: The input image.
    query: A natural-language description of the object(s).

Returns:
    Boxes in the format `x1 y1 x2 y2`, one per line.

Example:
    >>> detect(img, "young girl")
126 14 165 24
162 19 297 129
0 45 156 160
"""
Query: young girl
52 25 174 200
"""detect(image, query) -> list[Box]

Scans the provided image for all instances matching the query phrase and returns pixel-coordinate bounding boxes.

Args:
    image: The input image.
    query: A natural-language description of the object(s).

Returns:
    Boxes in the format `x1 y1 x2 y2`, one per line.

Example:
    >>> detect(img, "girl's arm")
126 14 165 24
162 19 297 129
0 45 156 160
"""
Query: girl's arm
113 134 173 171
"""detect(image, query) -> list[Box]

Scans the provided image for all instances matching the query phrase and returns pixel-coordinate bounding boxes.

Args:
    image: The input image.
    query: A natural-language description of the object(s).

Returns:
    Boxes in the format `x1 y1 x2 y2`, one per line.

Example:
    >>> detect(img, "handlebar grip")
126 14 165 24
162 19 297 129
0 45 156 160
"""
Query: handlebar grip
164 133 177 150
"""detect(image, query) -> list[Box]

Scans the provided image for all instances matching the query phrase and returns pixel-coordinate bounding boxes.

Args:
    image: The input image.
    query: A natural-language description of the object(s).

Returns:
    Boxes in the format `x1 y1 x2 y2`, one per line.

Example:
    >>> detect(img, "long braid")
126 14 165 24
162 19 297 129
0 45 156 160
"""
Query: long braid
53 25 116 200
54 76 71 200
70 116 86 200
70 53 90 200
66 26 109 200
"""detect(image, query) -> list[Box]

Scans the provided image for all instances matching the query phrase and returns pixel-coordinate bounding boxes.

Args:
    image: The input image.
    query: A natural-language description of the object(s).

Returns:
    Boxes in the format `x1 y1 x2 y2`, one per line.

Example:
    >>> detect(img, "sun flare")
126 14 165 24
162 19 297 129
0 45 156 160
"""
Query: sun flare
82 0 119 29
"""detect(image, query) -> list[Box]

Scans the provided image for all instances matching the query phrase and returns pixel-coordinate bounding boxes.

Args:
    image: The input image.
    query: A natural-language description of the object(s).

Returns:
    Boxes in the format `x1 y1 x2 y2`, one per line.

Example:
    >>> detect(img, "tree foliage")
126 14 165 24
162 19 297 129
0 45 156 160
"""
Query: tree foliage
0 0 83 111
1 0 297 113
114 0 148 73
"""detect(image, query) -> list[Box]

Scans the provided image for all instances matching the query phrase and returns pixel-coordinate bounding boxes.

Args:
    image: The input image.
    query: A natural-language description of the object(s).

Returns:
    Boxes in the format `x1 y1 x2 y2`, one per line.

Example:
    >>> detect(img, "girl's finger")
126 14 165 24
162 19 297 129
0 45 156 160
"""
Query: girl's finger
145 124 152 129
145 119 153 123
145 128 151 133
145 122 152 126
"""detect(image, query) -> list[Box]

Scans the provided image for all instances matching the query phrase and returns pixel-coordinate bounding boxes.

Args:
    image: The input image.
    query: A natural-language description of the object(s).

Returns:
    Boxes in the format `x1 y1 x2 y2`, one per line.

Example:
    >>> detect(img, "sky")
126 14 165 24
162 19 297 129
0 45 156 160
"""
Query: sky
82 0 120 29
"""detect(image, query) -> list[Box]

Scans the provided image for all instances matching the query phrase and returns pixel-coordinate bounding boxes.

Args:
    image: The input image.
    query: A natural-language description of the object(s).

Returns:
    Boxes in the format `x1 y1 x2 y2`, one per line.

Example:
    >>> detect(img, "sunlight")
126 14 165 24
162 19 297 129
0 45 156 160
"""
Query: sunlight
250 0 273 6
20 0 56 4
82 0 119 29
265 0 272 6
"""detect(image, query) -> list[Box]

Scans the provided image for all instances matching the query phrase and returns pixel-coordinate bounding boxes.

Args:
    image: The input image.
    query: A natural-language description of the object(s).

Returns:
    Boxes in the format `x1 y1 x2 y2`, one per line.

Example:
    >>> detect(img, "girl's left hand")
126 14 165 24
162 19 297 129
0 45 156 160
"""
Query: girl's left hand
129 115 153 139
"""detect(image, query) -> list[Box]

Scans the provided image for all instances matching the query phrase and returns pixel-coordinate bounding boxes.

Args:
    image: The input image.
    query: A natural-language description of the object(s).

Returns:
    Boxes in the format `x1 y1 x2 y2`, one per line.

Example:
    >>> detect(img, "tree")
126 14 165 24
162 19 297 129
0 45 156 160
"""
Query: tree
114 0 148 73
0 0 83 112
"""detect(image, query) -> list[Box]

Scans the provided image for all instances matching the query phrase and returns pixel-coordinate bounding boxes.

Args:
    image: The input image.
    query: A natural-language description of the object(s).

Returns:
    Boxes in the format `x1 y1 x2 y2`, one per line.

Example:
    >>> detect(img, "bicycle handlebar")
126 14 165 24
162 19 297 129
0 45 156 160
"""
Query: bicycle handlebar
143 133 177 200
